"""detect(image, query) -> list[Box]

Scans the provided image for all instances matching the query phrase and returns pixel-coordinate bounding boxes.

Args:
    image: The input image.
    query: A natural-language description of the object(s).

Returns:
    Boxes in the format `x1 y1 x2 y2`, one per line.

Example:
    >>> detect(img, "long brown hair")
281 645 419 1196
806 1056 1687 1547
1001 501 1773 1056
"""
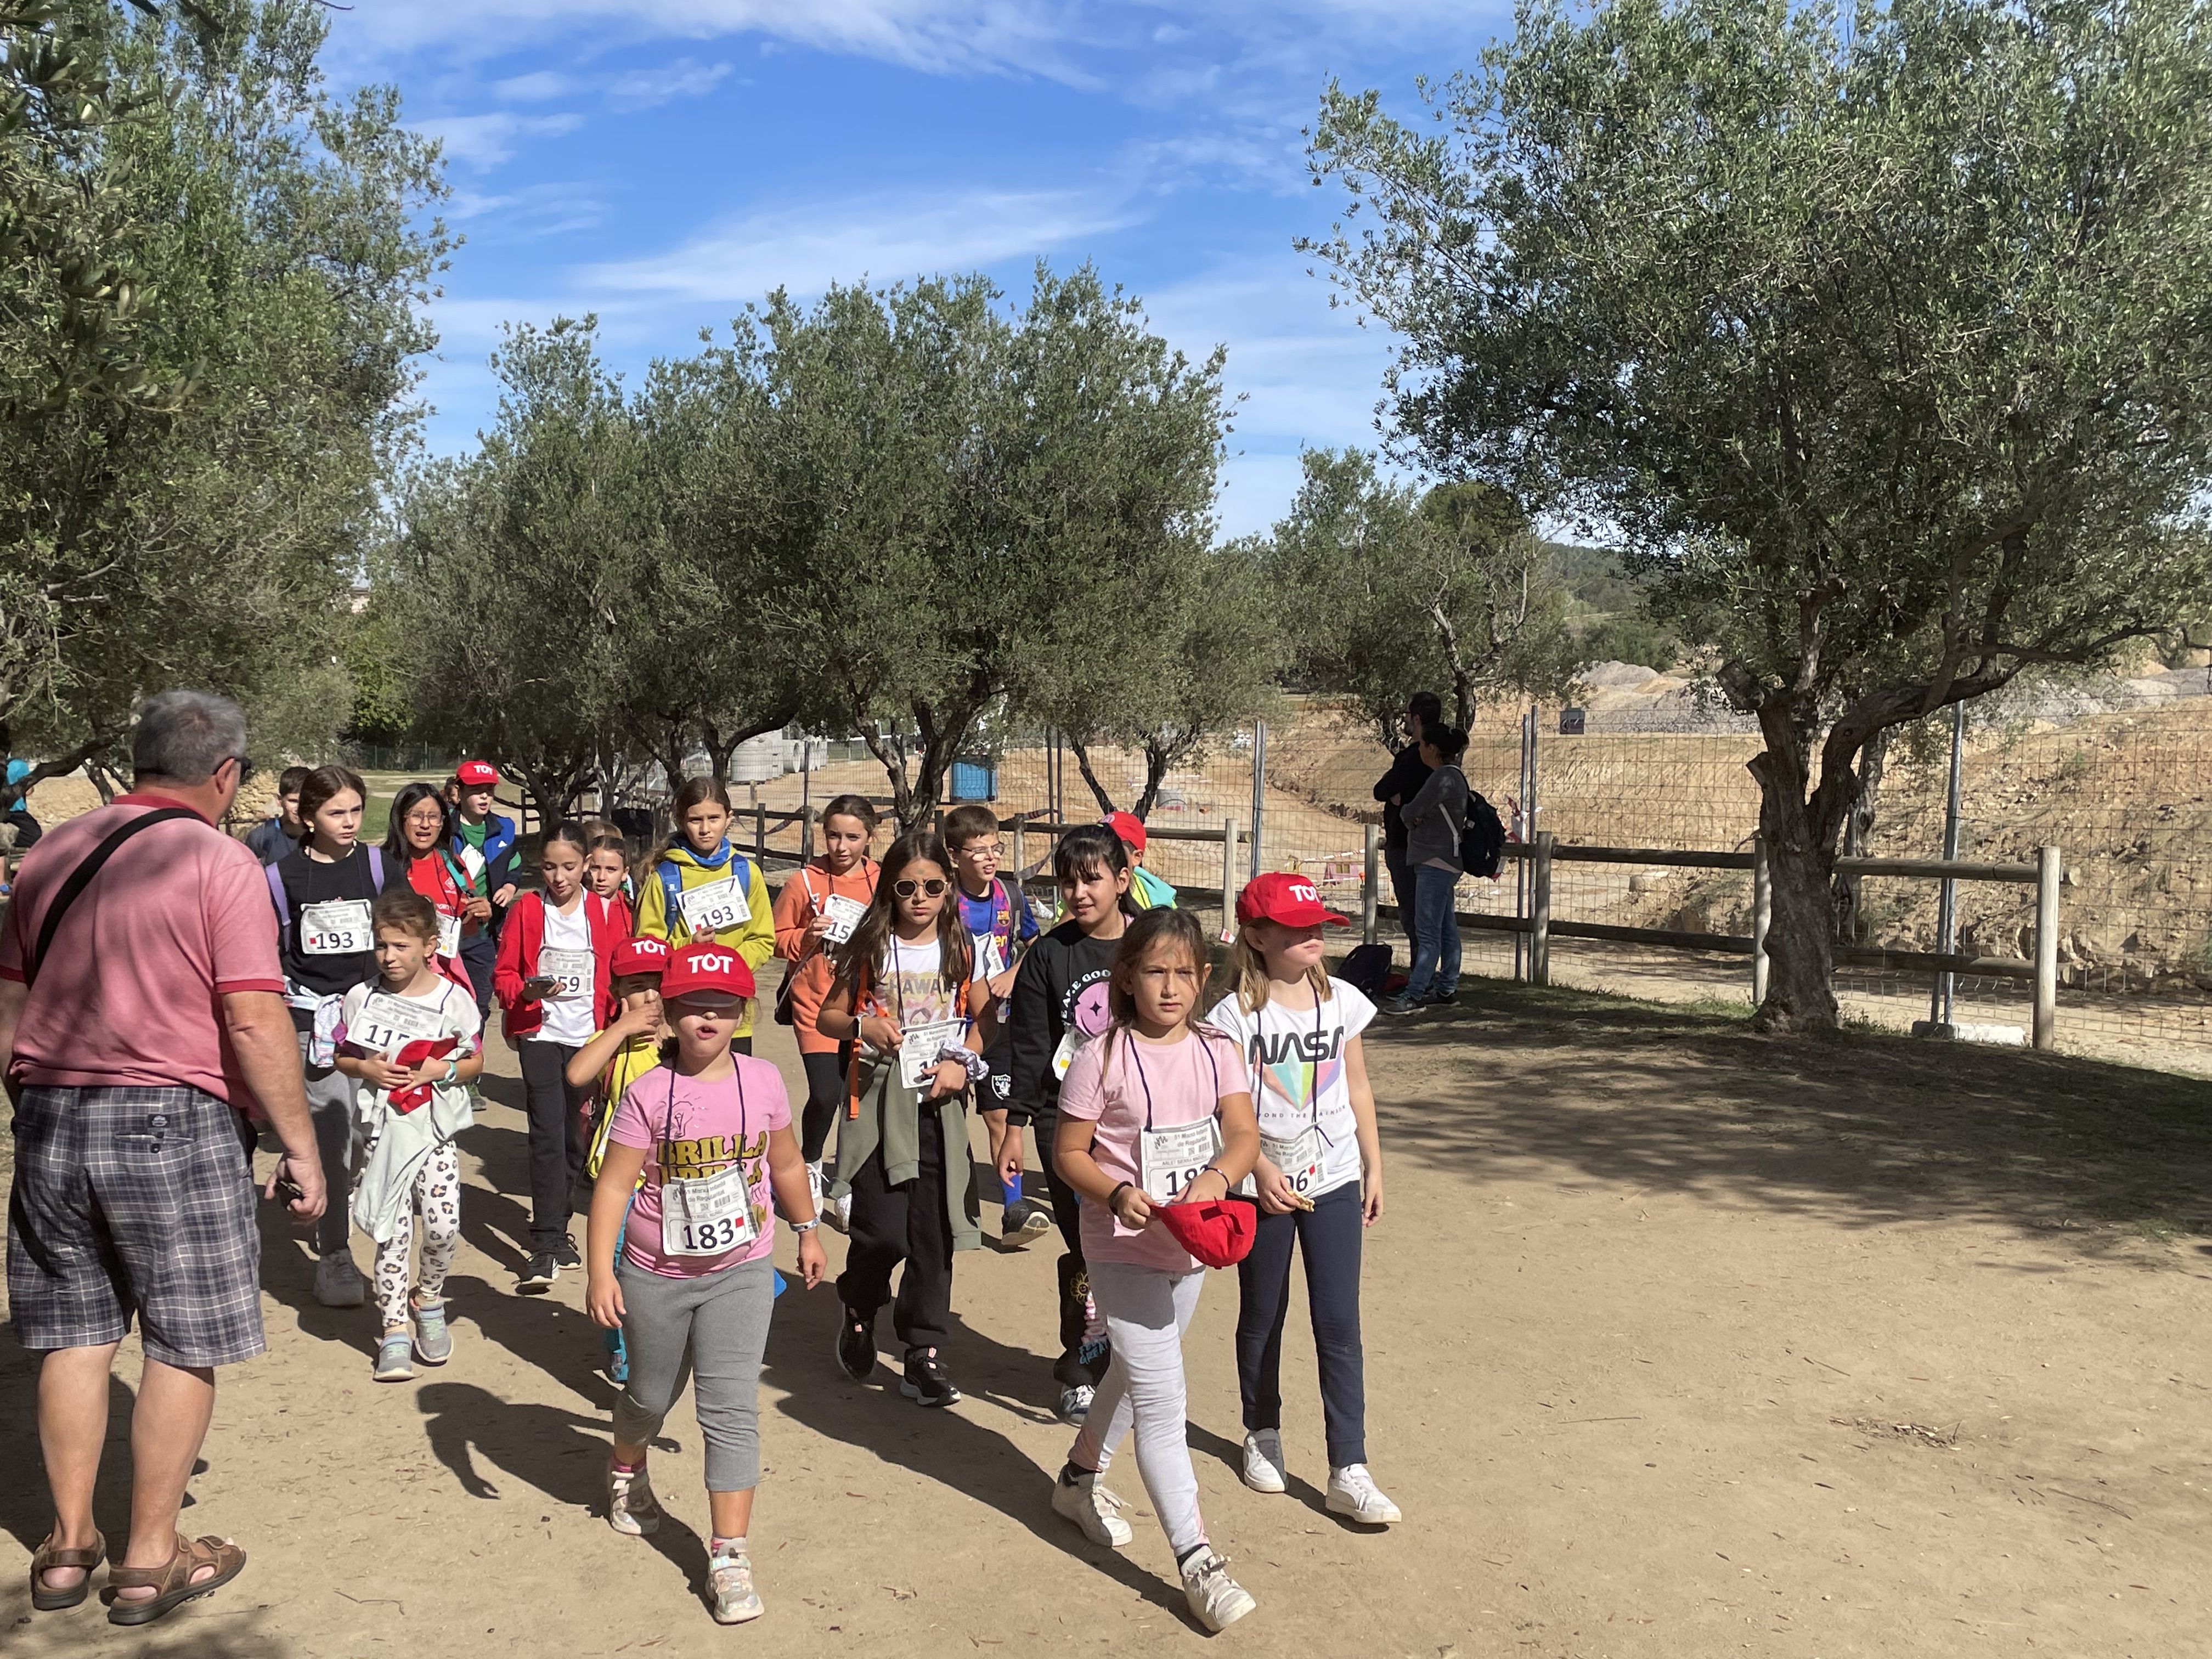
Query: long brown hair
833 829 972 1001
651 775 733 868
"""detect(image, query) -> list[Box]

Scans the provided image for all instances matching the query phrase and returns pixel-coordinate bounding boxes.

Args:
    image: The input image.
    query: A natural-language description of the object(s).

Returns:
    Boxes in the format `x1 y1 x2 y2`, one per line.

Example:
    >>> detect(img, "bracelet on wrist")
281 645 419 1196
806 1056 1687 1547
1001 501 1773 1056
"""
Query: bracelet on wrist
791 1217 821 1233
1107 1181 1133 1214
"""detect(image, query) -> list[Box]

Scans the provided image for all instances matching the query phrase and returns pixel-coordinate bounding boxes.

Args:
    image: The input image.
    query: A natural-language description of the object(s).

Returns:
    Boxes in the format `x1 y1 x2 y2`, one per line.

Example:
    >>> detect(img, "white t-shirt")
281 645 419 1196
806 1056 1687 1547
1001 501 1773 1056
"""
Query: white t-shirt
337 975 483 1110
535 899 597 1046
1203 977 1375 1199
875 933 990 1030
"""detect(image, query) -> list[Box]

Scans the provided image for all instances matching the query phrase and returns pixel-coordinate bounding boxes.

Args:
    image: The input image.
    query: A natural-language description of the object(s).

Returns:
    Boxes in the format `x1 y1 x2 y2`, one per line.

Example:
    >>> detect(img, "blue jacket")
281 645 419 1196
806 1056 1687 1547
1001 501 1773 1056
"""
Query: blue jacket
449 811 522 930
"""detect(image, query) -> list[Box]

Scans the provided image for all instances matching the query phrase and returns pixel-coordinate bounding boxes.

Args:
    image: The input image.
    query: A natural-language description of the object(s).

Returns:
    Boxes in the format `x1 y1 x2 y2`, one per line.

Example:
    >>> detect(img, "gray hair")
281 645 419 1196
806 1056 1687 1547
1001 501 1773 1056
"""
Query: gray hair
133 690 249 783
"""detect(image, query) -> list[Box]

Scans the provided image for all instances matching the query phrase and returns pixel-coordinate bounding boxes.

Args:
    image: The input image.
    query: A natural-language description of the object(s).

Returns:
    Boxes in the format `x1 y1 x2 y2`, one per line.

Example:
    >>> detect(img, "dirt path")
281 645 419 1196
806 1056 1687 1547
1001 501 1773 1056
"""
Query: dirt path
4 987 2210 1656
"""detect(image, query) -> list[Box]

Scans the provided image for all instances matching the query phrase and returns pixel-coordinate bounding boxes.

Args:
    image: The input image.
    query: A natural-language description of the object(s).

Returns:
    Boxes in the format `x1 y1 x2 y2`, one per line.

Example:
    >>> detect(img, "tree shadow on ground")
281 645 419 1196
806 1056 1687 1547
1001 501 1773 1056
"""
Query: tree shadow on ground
1363 976 2212 1246
760 1271 1192 1622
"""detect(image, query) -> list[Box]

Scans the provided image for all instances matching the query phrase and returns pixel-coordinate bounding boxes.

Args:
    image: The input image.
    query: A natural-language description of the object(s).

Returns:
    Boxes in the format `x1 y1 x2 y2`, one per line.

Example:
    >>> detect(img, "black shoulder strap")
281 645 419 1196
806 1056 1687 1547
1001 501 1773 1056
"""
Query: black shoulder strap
26 808 199 988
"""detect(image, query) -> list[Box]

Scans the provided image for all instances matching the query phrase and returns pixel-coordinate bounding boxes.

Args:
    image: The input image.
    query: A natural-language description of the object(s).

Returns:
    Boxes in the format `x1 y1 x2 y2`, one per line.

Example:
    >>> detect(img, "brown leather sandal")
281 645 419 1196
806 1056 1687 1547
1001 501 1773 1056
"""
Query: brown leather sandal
105 1533 246 1627
30 1531 105 1611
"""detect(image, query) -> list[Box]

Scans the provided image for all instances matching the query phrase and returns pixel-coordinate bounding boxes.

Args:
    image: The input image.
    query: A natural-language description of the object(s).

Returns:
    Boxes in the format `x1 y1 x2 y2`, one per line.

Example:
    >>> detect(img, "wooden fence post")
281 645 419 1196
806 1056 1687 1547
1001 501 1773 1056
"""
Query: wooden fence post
2034 844 2061 1051
1531 831 1553 986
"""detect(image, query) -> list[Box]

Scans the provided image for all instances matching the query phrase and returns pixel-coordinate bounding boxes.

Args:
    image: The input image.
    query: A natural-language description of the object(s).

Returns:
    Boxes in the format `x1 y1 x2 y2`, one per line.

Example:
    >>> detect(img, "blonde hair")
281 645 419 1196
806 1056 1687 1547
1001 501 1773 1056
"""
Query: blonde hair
1226 923 1334 1014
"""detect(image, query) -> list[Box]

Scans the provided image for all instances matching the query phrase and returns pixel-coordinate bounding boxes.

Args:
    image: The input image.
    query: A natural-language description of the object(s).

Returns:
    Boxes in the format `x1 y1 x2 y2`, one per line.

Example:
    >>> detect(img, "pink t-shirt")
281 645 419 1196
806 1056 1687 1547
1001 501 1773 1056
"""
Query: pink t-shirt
606 1056 791 1277
0 794 286 1108
1058 1025 1250 1273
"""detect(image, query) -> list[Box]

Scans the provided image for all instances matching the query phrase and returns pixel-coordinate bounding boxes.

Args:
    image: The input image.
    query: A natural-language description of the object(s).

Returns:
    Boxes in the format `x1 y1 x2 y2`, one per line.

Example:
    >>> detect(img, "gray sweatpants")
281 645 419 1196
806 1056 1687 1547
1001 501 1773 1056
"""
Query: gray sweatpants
1071 1260 1209 1558
614 1255 775 1492
297 1027 356 1255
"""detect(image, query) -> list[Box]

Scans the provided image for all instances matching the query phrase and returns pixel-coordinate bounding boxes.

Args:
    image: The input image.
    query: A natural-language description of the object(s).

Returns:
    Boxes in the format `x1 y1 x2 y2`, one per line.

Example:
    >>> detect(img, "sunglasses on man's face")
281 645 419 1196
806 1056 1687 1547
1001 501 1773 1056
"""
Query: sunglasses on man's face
229 755 255 787
893 878 949 899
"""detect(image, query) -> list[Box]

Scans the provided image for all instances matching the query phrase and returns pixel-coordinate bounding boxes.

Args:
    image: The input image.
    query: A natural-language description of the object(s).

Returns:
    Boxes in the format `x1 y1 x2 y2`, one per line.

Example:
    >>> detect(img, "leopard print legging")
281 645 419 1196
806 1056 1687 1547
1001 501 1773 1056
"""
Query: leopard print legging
371 1140 462 1329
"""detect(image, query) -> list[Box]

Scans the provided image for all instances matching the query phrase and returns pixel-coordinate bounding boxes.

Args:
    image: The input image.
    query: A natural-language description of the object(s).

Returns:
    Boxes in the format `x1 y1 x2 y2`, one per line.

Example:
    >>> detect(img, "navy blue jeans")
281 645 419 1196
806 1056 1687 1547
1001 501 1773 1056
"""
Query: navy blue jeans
1234 1179 1367 1468
1404 863 1462 1002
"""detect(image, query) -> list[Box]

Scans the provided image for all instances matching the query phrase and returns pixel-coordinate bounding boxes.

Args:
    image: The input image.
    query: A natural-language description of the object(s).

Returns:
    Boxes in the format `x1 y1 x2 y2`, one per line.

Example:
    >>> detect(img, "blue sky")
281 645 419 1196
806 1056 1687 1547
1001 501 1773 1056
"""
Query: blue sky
324 2 1513 539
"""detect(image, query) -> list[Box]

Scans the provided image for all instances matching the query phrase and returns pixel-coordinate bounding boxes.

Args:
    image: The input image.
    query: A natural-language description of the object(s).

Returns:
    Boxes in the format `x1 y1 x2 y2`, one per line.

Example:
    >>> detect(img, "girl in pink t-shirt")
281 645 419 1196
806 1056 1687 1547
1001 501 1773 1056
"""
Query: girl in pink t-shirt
584 946 825 1626
1051 908 1262 1633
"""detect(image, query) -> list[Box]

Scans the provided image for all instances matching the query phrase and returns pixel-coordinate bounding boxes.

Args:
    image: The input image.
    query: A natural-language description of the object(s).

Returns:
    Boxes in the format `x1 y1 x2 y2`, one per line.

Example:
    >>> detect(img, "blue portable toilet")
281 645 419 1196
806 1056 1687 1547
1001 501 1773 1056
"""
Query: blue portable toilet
949 757 998 802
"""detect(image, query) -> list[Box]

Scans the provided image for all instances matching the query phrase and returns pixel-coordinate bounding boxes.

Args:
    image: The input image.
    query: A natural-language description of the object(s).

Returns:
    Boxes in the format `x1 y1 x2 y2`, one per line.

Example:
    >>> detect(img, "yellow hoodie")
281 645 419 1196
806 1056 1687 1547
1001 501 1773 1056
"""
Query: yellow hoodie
634 840 776 1038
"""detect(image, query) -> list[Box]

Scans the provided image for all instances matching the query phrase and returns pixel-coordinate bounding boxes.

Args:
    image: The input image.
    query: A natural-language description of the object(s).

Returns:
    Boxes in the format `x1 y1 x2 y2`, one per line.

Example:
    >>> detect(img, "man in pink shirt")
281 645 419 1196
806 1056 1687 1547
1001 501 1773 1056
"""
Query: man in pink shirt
1 690 325 1629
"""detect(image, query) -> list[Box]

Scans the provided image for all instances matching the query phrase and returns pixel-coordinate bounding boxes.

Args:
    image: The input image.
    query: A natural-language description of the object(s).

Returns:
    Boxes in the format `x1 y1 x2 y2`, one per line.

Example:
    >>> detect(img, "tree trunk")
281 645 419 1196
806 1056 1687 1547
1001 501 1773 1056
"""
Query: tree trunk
1064 735 1120 816
1830 726 1888 943
1743 724 1840 1033
1132 738 1173 821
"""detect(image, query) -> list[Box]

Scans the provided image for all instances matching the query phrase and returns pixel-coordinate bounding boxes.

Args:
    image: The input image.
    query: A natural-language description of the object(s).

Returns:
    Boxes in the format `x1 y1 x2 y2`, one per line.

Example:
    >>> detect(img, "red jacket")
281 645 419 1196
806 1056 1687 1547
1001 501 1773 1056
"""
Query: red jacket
494 889 624 1042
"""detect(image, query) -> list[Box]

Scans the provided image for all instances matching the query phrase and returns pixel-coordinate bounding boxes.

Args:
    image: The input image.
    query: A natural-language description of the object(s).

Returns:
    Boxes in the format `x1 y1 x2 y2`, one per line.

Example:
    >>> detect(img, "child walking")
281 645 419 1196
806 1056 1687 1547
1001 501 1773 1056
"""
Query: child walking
568 935 673 1383
1051 907 1262 1632
635 777 775 1054
448 760 521 1017
586 944 826 1626
381 781 471 964
272 764 386 1309
495 823 624 1292
1000 823 1141 1422
942 802 1048 1243
1205 874 1401 1525
336 893 484 1381
769 792 879 1220
816 829 996 1407
582 821 637 921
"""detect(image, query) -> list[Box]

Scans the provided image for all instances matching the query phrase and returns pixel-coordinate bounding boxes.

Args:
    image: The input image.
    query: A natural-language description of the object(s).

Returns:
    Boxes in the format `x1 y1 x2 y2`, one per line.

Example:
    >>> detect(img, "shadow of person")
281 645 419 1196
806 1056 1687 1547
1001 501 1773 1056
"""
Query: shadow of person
439 1272 618 1402
760 1278 1190 1623
251 1188 381 1359
0 1356 140 1559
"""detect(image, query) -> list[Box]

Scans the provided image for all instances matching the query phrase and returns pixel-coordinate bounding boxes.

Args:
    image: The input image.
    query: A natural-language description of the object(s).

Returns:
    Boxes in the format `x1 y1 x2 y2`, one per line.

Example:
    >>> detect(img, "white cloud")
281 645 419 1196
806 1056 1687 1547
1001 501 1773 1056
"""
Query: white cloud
577 184 1146 303
411 111 584 170
493 70 575 102
608 57 735 108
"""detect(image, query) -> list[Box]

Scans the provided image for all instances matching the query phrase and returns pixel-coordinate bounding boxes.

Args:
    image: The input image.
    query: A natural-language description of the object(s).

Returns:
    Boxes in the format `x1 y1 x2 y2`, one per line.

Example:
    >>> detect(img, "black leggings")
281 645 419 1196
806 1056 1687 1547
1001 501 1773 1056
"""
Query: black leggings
800 1047 849 1165
517 1038 588 1251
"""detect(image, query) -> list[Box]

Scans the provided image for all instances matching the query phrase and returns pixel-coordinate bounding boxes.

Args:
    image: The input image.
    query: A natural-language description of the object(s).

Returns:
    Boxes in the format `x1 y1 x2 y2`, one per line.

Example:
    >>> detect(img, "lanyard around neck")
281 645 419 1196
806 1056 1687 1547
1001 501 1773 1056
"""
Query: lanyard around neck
1125 1028 1220 1133
660 1063 748 1177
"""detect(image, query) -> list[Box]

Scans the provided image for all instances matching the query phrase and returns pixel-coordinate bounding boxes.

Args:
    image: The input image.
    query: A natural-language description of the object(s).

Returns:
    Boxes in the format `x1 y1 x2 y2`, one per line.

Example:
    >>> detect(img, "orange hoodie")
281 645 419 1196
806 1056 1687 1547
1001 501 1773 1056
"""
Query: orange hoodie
771 857 878 1054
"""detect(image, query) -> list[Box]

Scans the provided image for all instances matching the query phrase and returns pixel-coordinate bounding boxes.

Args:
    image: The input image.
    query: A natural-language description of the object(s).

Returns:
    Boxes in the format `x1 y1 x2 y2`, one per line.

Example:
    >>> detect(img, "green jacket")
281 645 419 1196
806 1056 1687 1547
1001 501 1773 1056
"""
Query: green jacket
831 1060 981 1255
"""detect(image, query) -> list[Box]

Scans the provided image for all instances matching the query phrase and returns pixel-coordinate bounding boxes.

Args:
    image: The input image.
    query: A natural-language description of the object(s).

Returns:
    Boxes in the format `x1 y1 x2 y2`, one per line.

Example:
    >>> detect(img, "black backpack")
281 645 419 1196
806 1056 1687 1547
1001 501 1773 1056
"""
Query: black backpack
1338 941 1392 997
1456 777 1506 879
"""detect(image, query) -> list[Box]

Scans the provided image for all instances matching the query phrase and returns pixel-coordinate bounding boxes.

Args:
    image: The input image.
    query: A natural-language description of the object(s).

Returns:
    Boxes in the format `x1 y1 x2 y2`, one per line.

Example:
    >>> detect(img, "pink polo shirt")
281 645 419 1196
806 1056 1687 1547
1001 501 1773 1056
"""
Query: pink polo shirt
1 792 286 1108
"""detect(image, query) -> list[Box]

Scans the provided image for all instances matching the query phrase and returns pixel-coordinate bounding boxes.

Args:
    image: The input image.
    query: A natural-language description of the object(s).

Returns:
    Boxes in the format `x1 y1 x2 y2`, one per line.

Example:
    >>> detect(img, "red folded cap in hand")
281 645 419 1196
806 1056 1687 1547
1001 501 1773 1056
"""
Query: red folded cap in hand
1152 1197 1256 1269
388 1036 460 1115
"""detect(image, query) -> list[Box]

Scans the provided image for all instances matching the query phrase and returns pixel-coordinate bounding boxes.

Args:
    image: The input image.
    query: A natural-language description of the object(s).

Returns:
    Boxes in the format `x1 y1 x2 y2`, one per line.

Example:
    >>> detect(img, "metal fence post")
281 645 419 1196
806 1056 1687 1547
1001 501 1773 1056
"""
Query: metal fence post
1362 823 1379 946
1752 836 1771 1006
1531 830 1553 986
1010 818 1026 893
1248 722 1266 881
1220 816 1242 942
2034 844 2061 1051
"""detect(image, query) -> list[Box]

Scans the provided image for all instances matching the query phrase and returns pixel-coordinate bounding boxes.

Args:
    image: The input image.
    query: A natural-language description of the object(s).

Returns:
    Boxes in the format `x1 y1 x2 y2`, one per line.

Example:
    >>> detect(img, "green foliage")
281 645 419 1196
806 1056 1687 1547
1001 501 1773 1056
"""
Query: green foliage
0 0 448 797
1308 0 2212 1028
1261 448 1585 740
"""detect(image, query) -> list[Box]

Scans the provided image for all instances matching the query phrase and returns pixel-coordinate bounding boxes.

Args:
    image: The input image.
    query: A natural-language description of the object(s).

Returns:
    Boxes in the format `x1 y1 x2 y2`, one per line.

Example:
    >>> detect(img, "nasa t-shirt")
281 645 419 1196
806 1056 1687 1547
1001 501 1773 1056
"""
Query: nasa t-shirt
1204 978 1374 1199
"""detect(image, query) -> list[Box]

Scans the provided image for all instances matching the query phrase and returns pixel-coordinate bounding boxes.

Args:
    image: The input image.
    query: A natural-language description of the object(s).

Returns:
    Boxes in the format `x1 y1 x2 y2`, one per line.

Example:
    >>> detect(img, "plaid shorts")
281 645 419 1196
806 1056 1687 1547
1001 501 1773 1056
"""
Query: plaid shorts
8 1084 266 1367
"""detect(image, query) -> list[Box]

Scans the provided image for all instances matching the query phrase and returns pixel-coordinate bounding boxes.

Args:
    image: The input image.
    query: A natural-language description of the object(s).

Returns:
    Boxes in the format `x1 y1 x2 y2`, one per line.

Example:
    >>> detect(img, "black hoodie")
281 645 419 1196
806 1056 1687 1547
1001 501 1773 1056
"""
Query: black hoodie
1003 918 1124 1129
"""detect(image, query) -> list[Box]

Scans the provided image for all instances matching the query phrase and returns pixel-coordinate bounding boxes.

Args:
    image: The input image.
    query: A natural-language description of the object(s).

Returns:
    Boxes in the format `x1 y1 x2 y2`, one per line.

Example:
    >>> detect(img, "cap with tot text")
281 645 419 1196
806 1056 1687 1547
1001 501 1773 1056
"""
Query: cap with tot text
610 936 672 979
455 759 499 788
659 943 756 1003
1104 811 1146 855
1236 871 1351 930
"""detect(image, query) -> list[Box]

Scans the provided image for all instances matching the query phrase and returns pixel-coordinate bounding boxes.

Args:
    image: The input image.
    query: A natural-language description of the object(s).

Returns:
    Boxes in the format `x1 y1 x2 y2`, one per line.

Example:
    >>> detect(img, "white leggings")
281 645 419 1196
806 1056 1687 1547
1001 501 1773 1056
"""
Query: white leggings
1070 1260 1207 1559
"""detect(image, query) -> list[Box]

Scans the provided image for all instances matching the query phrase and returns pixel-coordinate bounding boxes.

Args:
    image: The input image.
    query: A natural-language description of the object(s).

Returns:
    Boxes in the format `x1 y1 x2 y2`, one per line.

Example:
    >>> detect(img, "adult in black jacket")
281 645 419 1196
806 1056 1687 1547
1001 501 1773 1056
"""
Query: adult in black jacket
1372 692 1441 947
999 825 1139 1424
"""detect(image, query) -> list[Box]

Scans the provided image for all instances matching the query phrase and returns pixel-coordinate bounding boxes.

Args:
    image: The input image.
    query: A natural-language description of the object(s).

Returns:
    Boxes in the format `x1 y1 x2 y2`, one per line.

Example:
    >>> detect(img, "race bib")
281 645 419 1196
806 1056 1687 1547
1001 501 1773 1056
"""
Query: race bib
900 1020 965 1090
1261 1126 1327 1198
977 935 1007 981
436 912 462 960
659 1163 759 1258
679 876 747 936
1051 1026 1091 1081
821 893 866 945
539 947 593 1001
1139 1117 1223 1204
300 899 373 955
351 990 443 1056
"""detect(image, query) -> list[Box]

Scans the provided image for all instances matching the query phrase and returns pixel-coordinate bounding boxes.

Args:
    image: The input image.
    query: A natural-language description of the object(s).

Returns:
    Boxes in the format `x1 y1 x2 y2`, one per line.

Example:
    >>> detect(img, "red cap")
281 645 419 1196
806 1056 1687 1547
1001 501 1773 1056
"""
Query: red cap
1104 811 1146 855
456 760 499 788
1152 1198 1256 1269
610 936 672 979
1235 872 1350 929
659 942 755 1003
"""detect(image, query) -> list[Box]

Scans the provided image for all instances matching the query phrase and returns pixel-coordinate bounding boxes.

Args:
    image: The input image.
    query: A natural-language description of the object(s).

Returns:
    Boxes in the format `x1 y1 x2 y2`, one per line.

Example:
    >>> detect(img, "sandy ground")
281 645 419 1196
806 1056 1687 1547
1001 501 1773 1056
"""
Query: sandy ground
4 983 2212 1657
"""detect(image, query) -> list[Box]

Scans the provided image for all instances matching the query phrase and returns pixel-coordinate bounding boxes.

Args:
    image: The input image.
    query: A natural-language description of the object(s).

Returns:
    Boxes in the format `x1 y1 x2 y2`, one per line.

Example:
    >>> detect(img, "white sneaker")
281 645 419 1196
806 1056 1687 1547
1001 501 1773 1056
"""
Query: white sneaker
709 1544 763 1624
1056 1383 1095 1425
1051 1468 1133 1548
1179 1548 1256 1632
1325 1463 1402 1525
1240 1430 1286 1494
606 1460 663 1537
821 1188 851 1235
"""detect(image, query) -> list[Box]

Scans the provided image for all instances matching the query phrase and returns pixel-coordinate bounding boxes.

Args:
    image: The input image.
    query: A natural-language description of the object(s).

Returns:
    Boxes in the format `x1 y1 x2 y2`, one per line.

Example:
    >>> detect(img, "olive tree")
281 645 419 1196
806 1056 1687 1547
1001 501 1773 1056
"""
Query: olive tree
1308 0 2212 1030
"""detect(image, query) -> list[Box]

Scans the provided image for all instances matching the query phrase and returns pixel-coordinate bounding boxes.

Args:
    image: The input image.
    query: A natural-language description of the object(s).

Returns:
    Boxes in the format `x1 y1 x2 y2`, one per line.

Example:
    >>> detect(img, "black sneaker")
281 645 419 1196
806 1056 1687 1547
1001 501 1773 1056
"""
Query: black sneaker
551 1235 583 1270
836 1307 876 1381
516 1252 559 1293
901 1348 962 1408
